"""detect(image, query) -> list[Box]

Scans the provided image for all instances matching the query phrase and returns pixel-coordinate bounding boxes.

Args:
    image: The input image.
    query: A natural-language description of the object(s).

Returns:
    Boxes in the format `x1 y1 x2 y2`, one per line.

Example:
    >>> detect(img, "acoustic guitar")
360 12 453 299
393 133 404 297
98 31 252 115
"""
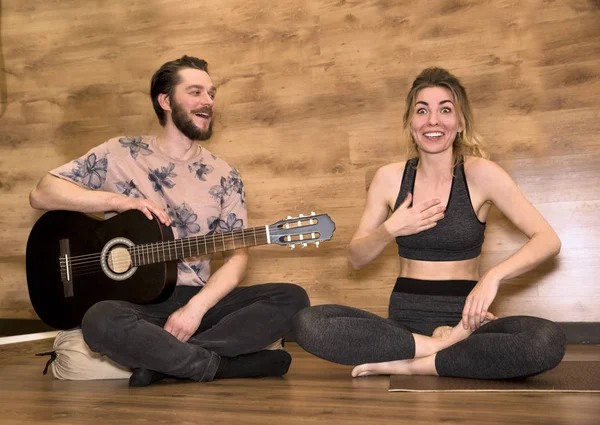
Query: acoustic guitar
26 210 335 330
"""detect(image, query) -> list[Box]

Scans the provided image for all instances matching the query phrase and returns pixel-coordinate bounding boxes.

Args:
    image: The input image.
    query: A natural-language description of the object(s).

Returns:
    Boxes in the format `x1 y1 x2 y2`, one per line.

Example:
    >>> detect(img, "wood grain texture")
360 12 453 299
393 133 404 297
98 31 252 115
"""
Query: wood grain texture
1 0 599 322
0 342 598 425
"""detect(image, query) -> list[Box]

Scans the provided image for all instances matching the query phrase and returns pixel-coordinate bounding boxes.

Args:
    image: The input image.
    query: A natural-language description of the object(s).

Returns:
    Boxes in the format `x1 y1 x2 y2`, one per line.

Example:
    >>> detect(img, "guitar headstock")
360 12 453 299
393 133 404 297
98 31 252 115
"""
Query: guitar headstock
269 213 335 249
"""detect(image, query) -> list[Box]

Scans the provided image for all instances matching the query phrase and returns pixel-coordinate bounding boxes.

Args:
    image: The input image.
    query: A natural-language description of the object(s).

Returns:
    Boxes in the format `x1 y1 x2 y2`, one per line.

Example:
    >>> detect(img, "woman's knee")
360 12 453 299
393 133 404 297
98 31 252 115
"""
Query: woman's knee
533 319 567 369
292 305 326 343
510 317 567 373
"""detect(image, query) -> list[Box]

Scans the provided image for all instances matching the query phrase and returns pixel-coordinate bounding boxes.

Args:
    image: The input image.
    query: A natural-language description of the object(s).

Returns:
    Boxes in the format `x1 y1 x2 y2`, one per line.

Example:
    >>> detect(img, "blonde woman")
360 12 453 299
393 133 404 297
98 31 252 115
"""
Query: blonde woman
293 68 566 379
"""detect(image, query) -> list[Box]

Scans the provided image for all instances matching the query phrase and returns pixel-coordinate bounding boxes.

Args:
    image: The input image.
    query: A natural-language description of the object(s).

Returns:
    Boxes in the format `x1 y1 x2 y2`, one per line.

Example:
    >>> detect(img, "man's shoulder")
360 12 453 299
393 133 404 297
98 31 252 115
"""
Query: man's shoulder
105 135 155 148
99 136 158 163
201 148 241 175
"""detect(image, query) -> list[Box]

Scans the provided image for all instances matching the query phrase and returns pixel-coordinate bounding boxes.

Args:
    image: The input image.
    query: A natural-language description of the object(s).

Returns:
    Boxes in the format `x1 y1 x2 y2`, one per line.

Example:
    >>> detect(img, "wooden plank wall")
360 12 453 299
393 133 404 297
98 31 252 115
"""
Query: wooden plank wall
1 0 598 322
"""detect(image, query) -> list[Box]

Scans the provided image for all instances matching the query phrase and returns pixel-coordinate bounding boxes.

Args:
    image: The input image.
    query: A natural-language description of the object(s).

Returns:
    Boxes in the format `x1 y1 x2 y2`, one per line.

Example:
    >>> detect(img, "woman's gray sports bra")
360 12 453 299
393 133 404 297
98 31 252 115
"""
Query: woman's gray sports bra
394 157 486 261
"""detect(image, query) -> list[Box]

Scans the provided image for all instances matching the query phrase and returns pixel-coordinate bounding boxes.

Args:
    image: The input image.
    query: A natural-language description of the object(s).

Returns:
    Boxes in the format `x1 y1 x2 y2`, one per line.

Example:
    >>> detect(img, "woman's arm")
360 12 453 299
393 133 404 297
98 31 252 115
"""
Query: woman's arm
348 163 445 269
348 166 399 269
462 158 561 329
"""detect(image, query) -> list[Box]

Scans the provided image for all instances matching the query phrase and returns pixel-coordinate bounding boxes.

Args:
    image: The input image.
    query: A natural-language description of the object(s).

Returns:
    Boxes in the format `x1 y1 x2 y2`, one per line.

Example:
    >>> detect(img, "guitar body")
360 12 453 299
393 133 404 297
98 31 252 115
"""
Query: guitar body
26 210 177 330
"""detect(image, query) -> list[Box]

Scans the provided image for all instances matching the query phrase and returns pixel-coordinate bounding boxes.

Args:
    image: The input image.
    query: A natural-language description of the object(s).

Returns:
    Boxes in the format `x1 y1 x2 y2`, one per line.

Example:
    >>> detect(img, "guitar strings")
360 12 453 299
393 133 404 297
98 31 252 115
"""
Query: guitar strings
65 228 266 260
62 222 322 276
61 217 325 278
64 228 271 265
64 221 323 267
65 230 265 277
64 235 266 275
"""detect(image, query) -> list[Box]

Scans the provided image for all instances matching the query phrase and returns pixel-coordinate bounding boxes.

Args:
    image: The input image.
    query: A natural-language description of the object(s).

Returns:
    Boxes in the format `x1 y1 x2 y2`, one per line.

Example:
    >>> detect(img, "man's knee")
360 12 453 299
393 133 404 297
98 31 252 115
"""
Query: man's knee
272 283 310 312
289 283 311 310
81 300 125 352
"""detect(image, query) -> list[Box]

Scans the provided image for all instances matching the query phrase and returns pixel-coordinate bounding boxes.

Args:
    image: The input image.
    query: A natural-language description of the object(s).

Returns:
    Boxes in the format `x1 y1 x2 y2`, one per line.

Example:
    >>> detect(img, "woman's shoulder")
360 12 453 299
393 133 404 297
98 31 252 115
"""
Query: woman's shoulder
464 155 501 173
463 156 513 187
373 160 409 185
365 161 409 199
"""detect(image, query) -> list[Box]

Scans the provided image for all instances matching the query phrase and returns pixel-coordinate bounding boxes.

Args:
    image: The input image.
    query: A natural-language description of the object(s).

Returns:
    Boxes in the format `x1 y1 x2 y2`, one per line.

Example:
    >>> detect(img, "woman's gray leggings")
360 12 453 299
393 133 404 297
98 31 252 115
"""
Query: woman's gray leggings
293 278 566 379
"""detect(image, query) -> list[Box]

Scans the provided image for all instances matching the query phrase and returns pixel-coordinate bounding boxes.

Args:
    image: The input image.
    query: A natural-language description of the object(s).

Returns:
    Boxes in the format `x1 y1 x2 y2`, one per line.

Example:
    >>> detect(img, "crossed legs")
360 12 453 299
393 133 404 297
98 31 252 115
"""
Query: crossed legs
294 305 566 380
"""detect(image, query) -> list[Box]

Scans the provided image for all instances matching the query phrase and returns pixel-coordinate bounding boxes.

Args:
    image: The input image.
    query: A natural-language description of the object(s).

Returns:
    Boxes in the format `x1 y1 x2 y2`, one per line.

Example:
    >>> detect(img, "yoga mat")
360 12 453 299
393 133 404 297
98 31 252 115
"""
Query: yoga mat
389 361 600 392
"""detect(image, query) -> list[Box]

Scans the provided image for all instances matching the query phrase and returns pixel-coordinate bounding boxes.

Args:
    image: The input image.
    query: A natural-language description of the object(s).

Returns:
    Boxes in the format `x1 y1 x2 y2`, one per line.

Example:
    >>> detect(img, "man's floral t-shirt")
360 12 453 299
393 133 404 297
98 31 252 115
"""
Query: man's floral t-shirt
50 135 247 287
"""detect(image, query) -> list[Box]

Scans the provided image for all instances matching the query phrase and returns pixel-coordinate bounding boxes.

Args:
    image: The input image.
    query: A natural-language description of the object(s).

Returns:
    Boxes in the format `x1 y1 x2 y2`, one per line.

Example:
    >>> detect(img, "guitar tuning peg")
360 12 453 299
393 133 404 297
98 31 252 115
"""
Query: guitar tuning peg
315 241 320 248
287 216 292 220
302 243 308 248
289 244 295 250
311 211 316 215
299 213 304 218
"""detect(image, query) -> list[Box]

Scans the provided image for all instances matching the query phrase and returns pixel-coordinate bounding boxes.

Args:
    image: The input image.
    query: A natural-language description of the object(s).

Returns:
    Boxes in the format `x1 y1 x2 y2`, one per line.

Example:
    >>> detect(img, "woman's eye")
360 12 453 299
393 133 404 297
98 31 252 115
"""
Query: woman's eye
416 108 427 114
441 107 452 113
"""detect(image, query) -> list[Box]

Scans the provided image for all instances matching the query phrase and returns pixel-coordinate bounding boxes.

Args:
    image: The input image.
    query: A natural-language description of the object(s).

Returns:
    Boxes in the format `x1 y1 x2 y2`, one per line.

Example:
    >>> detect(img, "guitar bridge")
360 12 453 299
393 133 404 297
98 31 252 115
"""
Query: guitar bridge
59 238 74 298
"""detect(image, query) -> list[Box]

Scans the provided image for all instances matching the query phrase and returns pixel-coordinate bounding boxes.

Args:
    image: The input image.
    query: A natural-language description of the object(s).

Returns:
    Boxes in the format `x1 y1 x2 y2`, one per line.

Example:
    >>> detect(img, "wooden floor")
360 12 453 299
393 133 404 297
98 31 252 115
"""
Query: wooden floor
0 341 598 425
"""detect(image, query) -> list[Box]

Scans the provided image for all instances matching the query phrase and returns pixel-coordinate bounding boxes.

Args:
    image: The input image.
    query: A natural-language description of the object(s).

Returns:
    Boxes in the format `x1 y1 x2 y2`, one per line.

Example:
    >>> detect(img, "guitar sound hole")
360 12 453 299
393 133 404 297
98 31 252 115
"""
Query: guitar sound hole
107 246 132 273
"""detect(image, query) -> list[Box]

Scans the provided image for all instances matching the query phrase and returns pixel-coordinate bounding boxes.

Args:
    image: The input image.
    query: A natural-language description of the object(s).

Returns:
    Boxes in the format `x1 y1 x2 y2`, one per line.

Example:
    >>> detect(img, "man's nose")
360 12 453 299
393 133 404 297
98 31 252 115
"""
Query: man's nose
201 92 214 107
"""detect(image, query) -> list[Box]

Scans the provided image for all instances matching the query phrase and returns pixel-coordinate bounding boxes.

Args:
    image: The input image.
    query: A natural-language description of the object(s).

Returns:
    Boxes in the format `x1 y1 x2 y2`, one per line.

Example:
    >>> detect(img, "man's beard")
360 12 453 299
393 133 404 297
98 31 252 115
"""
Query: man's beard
171 99 213 141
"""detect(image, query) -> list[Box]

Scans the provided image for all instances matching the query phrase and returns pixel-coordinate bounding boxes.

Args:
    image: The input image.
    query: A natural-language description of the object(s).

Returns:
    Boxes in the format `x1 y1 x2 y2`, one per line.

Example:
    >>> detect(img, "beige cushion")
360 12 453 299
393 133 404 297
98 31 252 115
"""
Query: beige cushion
51 329 132 380
51 329 283 380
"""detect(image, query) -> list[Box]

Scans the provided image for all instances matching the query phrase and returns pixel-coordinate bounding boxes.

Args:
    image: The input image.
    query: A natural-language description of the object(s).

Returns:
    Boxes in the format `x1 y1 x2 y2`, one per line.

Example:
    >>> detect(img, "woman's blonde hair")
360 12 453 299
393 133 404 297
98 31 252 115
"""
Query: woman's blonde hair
403 67 489 167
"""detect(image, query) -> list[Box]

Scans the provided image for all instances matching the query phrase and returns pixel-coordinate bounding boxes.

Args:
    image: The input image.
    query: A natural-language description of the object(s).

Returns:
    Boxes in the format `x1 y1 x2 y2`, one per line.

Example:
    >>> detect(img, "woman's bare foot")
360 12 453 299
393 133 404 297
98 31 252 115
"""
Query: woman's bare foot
352 355 437 378
431 325 452 339
352 359 414 378
412 321 471 358
433 322 471 345
433 312 496 346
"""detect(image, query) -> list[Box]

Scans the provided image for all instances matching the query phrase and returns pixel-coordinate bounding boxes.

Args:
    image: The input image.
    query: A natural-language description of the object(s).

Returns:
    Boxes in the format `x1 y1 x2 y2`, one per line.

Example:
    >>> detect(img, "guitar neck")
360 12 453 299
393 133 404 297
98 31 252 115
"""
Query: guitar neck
130 226 270 266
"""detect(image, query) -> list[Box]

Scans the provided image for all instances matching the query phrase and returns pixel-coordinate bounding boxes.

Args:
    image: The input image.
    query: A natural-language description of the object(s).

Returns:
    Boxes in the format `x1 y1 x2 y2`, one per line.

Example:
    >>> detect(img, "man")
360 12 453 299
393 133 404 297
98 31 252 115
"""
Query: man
29 55 310 387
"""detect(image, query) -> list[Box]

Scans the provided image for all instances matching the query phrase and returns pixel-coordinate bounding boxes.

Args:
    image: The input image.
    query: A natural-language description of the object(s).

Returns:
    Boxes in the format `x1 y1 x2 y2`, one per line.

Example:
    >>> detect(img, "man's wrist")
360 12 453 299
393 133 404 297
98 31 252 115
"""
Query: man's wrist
188 291 210 314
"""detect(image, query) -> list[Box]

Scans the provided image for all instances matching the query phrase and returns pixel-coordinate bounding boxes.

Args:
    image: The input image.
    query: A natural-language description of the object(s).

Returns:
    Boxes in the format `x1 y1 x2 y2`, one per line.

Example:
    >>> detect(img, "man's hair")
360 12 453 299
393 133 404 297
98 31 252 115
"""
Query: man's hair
150 55 209 126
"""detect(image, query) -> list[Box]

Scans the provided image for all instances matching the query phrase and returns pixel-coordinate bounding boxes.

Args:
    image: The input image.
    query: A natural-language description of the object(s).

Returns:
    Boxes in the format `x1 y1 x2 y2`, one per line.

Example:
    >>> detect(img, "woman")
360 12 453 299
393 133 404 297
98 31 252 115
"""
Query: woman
293 67 566 379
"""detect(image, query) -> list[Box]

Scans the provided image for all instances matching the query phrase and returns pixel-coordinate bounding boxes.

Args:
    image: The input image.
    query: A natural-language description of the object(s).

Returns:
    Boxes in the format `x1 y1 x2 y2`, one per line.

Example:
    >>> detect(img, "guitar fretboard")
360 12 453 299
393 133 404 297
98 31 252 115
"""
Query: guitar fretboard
129 226 270 266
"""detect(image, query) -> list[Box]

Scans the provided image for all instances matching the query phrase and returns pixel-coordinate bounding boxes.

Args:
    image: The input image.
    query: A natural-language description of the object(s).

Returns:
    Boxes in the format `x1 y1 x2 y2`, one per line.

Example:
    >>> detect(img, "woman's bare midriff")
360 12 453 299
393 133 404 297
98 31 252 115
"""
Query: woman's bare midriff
399 256 481 281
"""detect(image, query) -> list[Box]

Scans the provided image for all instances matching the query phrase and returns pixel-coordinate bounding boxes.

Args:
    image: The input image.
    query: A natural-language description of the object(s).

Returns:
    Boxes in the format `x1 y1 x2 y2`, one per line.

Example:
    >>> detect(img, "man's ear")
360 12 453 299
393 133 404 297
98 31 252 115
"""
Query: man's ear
158 93 172 113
